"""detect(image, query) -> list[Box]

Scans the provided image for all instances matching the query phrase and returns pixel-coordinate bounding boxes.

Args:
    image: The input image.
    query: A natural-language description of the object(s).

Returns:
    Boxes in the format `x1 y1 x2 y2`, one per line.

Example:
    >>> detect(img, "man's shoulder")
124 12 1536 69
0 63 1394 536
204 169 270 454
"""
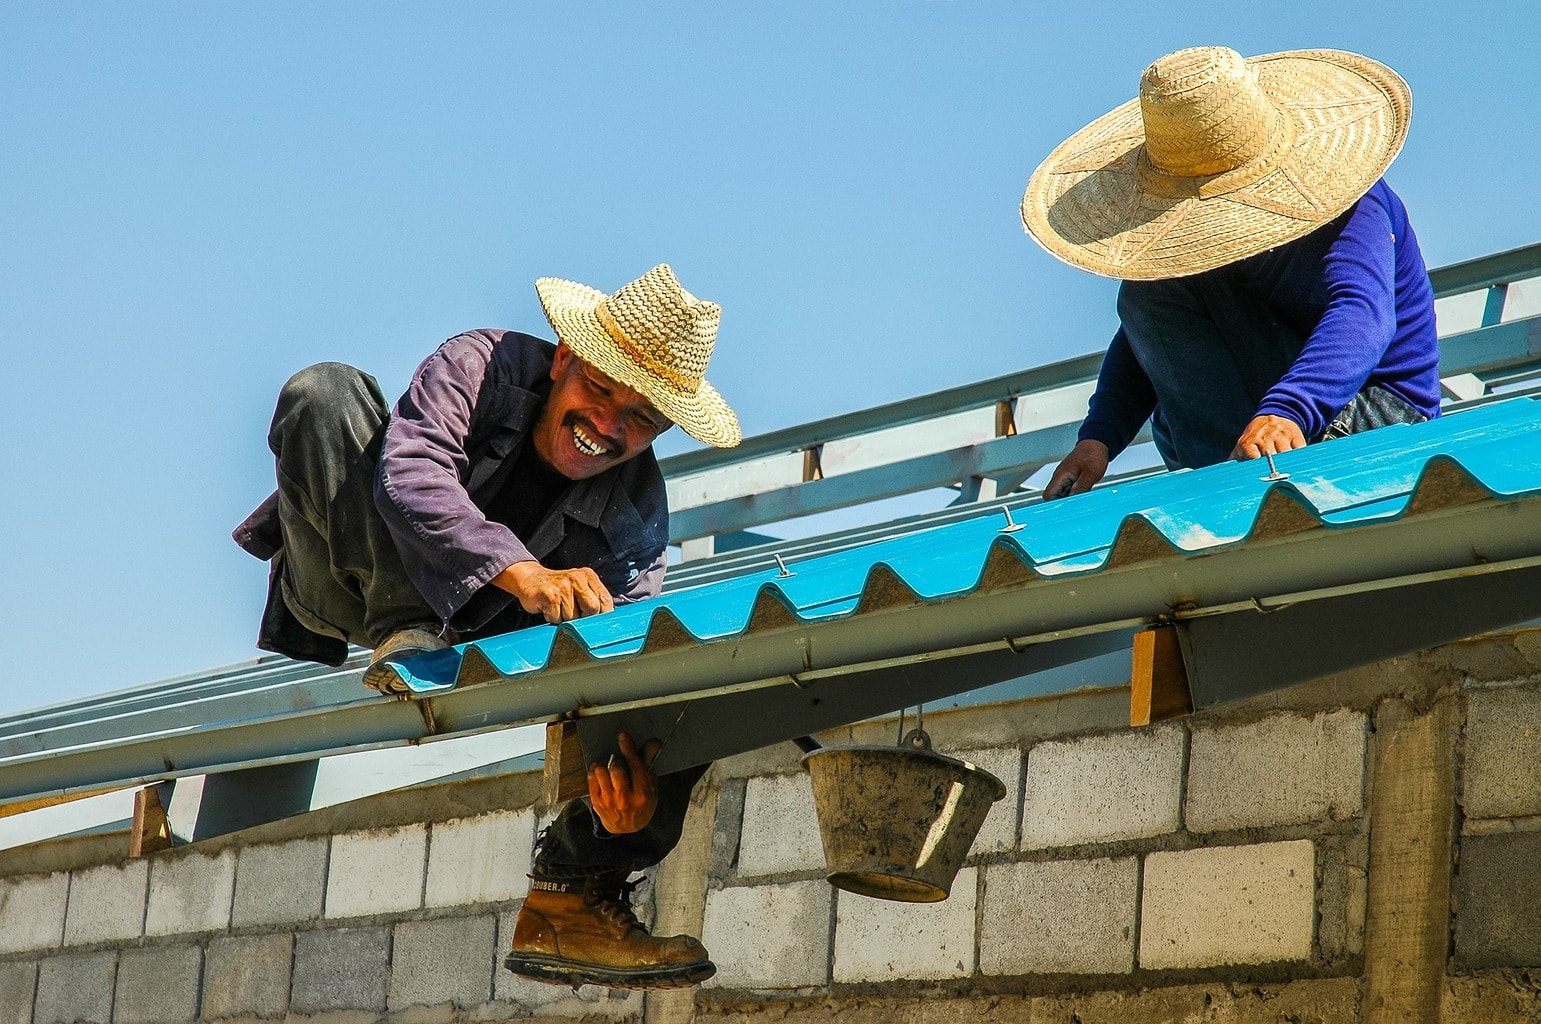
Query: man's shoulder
434 330 558 388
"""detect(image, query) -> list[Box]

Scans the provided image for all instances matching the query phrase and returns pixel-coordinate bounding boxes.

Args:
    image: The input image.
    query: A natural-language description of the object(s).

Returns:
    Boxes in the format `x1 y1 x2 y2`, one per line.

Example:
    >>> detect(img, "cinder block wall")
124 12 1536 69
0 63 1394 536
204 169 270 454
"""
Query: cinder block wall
1 627 1539 1023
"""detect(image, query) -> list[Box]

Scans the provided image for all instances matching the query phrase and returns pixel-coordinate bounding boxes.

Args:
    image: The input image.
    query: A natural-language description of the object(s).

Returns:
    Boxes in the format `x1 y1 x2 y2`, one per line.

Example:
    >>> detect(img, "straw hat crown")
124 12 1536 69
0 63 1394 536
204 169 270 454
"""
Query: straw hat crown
536 264 741 448
1021 45 1411 280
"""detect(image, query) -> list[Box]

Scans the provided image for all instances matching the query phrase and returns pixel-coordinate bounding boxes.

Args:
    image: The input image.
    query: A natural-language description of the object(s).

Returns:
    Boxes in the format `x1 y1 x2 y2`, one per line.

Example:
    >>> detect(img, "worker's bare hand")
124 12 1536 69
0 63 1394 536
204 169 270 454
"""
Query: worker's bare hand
1231 415 1307 461
495 561 614 623
587 732 662 835
1044 439 1111 501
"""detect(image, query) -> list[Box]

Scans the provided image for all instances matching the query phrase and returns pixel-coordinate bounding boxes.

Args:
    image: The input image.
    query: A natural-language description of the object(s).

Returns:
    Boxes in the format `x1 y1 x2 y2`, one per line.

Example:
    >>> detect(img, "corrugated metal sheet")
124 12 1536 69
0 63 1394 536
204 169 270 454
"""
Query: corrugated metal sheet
389 397 1541 697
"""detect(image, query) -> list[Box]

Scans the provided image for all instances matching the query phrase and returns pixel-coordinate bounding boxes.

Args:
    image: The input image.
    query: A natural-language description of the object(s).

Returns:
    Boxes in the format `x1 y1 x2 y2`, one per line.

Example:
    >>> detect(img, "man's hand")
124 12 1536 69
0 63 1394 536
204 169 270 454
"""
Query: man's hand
1231 415 1307 461
495 561 614 623
1044 439 1111 501
587 732 661 835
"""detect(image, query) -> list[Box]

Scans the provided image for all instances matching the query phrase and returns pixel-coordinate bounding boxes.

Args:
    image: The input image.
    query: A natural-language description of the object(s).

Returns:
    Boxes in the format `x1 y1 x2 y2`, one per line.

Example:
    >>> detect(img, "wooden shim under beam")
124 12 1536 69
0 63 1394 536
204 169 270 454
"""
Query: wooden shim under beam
544 720 589 807
1130 624 1193 727
130 784 173 857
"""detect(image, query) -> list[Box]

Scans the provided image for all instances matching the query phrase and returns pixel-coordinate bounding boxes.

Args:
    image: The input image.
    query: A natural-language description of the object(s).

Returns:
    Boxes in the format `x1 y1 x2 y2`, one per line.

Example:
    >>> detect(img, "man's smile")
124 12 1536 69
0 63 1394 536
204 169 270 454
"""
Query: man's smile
571 422 614 458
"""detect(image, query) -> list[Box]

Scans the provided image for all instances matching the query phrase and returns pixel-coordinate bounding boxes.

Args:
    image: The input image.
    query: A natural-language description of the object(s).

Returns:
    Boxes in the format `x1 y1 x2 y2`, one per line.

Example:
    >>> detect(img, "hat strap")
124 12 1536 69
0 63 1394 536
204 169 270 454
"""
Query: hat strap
594 300 695 393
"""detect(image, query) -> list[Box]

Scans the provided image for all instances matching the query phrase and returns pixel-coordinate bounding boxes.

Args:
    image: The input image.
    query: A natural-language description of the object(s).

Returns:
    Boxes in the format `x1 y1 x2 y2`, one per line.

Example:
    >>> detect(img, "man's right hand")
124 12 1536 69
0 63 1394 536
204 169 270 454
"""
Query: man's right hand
1043 439 1111 501
494 561 615 623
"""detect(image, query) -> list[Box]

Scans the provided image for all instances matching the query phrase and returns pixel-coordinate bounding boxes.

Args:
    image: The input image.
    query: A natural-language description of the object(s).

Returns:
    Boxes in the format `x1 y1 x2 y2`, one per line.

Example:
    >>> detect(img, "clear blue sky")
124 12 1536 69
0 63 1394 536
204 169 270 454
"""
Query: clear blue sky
3 2 1538 715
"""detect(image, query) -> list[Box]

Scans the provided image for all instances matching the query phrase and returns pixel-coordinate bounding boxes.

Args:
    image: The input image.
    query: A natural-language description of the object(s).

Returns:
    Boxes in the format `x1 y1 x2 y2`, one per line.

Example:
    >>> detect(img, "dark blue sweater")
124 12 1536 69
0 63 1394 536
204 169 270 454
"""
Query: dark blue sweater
1079 180 1443 461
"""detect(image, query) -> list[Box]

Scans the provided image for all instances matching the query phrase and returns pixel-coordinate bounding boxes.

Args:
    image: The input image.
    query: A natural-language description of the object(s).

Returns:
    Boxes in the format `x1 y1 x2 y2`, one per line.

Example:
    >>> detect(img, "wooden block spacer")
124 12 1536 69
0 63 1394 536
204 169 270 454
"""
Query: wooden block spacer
544 719 589 807
1130 624 1193 727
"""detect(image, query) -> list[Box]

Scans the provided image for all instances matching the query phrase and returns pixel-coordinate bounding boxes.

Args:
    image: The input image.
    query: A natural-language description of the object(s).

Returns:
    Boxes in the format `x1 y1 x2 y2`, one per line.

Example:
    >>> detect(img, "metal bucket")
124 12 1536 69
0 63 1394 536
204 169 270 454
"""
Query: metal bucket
801 739 1006 902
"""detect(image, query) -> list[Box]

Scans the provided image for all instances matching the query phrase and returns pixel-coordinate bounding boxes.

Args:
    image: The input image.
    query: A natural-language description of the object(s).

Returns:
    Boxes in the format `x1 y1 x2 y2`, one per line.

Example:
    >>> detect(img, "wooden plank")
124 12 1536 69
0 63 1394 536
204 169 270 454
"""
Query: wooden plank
543 720 589 807
129 784 173 857
1362 698 1457 1023
1130 625 1192 727
0 786 122 820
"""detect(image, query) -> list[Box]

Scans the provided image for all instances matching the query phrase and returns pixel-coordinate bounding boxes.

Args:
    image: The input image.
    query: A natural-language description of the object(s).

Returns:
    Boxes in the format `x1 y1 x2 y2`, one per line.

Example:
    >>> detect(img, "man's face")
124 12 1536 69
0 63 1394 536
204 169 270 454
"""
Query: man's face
532 345 673 480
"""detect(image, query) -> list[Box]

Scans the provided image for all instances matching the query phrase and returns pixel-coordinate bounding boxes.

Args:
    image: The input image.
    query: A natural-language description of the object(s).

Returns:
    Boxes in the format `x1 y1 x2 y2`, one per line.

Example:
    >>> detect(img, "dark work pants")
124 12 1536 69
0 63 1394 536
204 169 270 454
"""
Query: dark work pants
1117 277 1425 470
267 362 442 648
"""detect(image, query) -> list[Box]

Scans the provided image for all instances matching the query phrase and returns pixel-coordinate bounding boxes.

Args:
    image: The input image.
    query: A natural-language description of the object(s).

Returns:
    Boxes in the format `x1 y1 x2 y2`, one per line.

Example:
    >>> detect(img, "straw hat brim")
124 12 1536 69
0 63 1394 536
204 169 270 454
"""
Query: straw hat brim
1021 49 1411 280
536 276 742 449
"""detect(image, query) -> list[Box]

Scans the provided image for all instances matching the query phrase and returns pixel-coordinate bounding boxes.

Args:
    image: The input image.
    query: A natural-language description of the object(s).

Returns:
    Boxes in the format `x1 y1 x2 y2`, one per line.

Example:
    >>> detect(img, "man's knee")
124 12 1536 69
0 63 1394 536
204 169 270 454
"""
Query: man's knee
279 362 372 413
271 362 386 452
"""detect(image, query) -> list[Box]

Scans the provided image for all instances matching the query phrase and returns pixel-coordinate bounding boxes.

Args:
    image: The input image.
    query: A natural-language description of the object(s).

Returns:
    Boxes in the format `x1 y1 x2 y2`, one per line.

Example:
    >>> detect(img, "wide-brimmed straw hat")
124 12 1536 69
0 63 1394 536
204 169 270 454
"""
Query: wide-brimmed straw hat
535 264 741 448
1021 46 1411 280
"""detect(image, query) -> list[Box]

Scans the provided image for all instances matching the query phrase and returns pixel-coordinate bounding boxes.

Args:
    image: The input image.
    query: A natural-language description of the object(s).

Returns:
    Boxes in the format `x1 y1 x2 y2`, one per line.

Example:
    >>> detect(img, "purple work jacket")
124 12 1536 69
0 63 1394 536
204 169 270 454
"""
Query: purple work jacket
238 330 669 645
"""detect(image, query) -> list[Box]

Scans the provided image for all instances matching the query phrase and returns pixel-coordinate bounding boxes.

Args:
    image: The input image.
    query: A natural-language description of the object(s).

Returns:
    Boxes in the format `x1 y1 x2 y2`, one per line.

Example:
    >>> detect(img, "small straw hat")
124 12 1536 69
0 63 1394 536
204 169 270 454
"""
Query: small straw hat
1021 46 1411 280
535 264 741 448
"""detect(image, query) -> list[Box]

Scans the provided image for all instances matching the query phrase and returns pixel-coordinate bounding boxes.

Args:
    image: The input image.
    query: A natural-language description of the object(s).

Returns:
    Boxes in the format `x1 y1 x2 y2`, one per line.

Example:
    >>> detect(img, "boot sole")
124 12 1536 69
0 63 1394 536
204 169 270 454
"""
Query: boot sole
504 952 716 991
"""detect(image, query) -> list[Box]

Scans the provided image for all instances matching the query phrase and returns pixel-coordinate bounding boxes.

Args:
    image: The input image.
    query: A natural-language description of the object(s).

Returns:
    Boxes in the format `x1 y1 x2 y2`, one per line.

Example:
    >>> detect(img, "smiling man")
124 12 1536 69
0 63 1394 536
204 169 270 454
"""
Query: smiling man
236 263 738 685
234 264 739 988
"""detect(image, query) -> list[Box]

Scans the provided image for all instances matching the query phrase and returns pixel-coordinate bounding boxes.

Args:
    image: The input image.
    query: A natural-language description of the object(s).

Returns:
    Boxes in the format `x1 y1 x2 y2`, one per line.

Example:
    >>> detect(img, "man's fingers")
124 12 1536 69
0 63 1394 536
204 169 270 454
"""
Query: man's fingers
640 737 662 769
588 761 614 804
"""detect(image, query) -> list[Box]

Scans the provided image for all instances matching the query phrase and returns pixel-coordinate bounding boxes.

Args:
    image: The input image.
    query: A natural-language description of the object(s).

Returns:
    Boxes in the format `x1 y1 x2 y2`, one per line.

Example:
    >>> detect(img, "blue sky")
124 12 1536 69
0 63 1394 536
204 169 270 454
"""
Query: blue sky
3 2 1538 715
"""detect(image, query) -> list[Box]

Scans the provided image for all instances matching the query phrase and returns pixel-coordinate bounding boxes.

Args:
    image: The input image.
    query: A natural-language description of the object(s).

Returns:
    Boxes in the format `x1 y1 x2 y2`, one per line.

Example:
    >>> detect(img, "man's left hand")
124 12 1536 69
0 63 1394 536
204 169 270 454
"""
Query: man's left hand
587 732 661 835
1231 415 1307 460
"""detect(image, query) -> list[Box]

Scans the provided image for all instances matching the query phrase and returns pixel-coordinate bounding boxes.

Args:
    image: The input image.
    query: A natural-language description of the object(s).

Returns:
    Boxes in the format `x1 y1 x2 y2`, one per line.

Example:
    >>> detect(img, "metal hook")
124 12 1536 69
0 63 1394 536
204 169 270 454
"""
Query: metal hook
1261 452 1289 482
773 553 795 578
999 506 1025 533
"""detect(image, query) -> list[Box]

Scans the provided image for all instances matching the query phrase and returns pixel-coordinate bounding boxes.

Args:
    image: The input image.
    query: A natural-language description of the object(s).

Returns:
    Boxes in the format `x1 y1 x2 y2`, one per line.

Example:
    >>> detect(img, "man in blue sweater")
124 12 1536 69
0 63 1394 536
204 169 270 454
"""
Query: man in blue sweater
1022 46 1442 499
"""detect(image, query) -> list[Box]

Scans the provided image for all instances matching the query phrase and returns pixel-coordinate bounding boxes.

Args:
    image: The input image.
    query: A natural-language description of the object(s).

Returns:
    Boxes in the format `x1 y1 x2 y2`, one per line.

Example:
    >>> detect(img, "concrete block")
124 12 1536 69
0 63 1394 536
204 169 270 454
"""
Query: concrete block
324 823 427 918
0 961 37 1024
1464 685 1541 820
424 809 536 908
63 860 147 945
737 773 825 877
202 933 291 1019
113 945 201 1024
1454 832 1541 968
0 871 68 953
1140 840 1315 969
232 838 328 926
34 951 116 1024
291 926 390 1013
389 914 497 1010
950 746 1022 855
979 857 1137 975
834 867 977 982
145 848 236 936
1021 726 1183 849
1187 709 1366 832
701 880 830 989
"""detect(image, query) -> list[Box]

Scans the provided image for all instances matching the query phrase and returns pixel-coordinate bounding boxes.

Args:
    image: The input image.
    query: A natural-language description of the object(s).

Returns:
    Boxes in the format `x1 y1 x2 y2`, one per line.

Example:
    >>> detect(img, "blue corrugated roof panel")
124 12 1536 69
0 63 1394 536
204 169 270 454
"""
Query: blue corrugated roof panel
393 397 1541 696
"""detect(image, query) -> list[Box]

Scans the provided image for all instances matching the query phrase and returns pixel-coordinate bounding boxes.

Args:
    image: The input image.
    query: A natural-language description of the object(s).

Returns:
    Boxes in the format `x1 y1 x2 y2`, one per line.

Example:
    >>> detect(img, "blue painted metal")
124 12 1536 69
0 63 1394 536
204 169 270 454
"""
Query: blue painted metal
389 397 1541 697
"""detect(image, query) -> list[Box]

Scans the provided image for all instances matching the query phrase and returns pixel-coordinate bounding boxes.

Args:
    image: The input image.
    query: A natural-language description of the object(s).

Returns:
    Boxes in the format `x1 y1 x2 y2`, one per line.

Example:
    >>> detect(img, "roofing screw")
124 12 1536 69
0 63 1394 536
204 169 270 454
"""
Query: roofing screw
1261 452 1289 482
773 553 795 578
999 506 1025 533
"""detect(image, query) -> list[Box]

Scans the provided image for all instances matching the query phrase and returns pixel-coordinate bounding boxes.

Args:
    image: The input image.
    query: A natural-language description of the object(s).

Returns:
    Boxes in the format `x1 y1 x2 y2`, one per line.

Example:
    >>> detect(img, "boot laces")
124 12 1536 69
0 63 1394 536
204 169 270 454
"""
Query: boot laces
583 875 646 933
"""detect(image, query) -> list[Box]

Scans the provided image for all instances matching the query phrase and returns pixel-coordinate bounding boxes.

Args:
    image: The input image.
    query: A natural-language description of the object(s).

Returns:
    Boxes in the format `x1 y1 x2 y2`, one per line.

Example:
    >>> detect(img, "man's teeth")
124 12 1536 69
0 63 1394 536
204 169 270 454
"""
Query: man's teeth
572 425 609 457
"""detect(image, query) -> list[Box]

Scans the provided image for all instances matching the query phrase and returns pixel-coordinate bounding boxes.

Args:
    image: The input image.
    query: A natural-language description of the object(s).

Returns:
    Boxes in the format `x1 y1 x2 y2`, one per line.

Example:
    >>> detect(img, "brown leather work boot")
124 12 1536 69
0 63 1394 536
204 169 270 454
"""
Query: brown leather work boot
504 875 715 990
362 625 455 695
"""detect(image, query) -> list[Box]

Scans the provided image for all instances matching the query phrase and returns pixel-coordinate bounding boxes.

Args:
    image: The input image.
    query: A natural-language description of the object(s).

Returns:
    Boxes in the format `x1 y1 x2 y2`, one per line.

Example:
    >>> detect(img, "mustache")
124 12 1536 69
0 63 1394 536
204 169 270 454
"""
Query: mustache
563 413 621 453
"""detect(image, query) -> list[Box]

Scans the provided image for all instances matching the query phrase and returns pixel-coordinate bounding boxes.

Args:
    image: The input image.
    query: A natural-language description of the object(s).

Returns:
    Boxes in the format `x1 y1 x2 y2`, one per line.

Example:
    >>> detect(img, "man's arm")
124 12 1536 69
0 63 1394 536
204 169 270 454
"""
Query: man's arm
1045 329 1156 500
375 334 552 623
1251 186 1402 442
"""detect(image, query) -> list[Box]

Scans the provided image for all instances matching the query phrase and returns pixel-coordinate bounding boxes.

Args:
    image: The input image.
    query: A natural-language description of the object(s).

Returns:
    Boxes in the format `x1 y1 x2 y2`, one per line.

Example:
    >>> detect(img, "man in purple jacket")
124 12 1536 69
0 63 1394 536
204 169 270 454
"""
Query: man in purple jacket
235 264 739 989
1018 46 1441 499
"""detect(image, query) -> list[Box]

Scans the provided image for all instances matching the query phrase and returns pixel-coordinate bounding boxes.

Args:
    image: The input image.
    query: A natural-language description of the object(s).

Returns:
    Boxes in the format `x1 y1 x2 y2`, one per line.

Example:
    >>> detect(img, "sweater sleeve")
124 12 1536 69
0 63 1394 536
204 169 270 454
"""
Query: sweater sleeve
1078 326 1159 458
1254 192 1400 437
374 334 535 622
